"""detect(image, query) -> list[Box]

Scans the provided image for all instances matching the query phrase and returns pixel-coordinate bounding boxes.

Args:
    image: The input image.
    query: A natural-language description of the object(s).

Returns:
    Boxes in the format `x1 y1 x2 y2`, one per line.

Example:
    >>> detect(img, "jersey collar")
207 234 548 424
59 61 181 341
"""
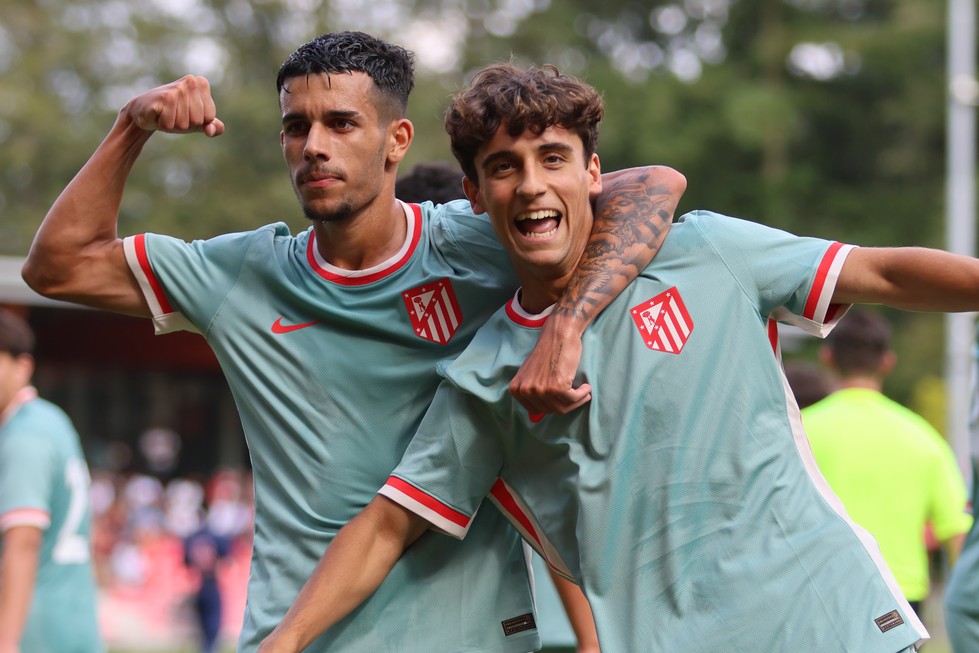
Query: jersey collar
504 291 555 328
1 386 37 430
306 201 423 286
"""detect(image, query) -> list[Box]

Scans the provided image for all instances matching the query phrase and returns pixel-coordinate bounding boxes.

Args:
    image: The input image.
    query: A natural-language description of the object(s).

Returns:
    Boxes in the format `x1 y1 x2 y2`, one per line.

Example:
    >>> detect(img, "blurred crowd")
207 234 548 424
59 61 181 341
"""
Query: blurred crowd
90 467 253 651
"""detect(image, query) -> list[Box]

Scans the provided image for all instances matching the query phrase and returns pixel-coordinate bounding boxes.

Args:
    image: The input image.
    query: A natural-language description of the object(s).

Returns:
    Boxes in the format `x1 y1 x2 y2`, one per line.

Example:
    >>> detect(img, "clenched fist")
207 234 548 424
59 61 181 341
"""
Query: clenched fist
123 75 224 137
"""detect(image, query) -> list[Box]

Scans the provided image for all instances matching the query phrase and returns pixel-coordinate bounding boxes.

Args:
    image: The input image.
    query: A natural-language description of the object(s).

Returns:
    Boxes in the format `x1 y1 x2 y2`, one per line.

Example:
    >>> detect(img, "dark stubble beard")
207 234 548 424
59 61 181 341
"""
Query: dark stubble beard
301 200 355 223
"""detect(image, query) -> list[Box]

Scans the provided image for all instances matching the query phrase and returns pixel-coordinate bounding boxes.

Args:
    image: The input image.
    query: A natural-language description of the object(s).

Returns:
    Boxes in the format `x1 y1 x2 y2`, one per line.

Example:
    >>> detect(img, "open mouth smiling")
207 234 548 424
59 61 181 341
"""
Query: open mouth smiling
515 210 562 239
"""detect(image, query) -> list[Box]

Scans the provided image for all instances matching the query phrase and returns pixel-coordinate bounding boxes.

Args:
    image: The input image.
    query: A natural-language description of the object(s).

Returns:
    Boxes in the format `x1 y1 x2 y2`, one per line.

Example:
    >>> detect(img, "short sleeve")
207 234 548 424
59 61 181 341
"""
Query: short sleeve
686 211 854 336
380 381 503 539
124 225 288 335
0 434 54 531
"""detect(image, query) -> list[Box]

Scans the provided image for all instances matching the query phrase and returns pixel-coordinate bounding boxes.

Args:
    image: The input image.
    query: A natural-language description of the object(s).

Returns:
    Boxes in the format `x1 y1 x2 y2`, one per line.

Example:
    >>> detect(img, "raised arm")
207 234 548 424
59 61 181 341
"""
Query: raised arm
833 246 979 310
22 76 224 316
259 496 429 653
510 165 686 414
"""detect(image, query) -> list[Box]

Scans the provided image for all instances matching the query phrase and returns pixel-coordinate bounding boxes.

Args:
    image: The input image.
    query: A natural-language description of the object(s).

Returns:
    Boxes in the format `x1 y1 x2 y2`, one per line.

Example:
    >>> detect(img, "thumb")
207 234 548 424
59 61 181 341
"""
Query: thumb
203 118 225 138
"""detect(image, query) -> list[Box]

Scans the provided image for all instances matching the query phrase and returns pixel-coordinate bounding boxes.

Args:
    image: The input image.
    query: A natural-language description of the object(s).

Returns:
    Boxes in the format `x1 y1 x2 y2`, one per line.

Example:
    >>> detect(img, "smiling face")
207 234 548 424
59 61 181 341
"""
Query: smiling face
280 71 411 223
464 125 602 309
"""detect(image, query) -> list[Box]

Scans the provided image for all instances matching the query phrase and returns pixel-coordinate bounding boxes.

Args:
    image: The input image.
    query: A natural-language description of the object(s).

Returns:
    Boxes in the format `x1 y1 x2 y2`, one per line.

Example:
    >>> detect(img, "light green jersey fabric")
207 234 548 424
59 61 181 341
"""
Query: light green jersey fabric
0 390 102 653
944 322 979 652
385 211 927 653
803 387 972 601
124 201 539 652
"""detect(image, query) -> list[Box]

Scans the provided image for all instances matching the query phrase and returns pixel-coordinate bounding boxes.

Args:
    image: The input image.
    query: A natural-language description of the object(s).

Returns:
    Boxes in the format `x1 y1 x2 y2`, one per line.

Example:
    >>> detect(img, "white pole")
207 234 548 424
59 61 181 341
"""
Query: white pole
946 0 977 484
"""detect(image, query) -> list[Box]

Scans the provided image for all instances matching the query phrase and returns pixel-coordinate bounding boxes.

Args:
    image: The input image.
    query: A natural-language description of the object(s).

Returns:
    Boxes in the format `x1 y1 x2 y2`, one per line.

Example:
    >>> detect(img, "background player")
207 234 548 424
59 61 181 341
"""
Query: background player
258 61 979 653
23 32 684 652
0 308 102 653
803 308 972 617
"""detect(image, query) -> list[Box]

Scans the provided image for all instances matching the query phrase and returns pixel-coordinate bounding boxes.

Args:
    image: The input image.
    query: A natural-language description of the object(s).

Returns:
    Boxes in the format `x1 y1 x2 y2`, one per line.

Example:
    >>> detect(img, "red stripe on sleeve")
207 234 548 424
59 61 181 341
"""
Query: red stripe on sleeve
489 479 544 550
803 241 844 320
385 476 471 528
767 318 779 355
133 234 174 314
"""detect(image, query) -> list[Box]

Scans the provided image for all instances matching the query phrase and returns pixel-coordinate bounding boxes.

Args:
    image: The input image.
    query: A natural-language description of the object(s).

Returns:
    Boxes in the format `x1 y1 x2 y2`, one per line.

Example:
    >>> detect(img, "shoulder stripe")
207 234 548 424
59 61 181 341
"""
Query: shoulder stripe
124 235 174 315
0 507 50 531
803 242 851 321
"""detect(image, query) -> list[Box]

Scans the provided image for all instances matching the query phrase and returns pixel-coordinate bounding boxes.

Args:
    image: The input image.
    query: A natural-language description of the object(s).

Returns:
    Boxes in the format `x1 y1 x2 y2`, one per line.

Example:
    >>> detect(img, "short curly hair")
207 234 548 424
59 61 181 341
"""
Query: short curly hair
445 63 604 183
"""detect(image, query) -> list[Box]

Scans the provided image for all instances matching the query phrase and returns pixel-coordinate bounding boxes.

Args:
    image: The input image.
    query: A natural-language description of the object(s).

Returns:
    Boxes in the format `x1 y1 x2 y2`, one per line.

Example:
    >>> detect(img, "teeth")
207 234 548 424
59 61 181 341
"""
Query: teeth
516 210 560 221
524 229 557 239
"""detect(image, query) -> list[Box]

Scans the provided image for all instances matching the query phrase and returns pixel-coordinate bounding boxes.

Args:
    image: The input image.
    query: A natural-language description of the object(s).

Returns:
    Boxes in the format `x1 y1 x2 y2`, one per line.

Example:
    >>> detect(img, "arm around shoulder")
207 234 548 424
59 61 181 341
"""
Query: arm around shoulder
23 76 224 317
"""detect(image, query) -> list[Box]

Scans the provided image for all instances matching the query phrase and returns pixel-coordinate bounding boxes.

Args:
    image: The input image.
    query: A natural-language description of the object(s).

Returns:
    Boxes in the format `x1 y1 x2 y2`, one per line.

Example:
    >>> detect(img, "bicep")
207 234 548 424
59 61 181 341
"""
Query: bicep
23 237 151 317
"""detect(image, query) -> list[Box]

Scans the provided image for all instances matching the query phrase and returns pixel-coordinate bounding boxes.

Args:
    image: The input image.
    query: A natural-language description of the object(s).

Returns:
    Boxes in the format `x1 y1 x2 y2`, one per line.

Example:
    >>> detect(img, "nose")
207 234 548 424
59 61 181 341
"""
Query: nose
516 165 546 199
304 123 331 161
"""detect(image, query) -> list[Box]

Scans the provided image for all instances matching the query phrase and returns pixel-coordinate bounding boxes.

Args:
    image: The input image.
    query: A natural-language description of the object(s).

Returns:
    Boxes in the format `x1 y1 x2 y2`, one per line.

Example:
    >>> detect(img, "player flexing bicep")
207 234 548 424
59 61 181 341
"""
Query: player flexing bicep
22 76 224 316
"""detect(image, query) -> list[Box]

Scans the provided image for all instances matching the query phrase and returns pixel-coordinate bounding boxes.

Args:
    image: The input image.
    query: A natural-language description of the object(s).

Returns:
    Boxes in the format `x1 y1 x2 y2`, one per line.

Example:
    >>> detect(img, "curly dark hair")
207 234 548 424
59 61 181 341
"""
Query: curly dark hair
445 63 604 183
276 31 415 120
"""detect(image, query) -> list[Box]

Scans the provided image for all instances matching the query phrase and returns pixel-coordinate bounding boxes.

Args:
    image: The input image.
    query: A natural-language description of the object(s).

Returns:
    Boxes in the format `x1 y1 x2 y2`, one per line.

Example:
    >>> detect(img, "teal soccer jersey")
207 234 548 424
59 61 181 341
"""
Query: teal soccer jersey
382 211 928 653
0 388 102 653
123 200 539 652
945 325 979 650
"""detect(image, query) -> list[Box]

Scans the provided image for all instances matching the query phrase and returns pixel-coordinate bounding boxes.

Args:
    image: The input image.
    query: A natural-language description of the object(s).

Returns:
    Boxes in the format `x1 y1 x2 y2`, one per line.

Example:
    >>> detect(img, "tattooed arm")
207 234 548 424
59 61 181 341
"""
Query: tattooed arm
510 165 686 414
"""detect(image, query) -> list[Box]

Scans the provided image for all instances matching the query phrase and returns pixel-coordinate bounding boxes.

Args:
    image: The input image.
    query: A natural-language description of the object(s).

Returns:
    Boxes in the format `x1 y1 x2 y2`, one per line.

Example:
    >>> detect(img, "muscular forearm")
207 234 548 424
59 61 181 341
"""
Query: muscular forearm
0 528 41 651
261 498 428 653
834 247 979 311
551 165 686 328
23 112 151 314
509 165 685 413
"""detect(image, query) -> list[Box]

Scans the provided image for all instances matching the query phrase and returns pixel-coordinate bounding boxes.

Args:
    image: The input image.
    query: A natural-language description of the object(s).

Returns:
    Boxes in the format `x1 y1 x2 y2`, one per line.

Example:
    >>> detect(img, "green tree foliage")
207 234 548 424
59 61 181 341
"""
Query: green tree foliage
0 0 960 407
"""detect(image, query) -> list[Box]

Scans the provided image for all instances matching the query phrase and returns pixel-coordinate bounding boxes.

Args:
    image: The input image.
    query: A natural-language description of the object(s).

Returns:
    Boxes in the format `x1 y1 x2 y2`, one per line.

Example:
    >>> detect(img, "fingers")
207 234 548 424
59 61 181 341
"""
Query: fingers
129 75 223 136
509 379 592 415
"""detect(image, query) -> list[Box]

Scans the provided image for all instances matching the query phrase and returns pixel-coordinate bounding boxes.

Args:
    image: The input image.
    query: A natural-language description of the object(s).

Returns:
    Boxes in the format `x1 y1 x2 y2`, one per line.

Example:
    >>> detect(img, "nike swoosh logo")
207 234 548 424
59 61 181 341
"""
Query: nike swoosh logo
271 317 321 334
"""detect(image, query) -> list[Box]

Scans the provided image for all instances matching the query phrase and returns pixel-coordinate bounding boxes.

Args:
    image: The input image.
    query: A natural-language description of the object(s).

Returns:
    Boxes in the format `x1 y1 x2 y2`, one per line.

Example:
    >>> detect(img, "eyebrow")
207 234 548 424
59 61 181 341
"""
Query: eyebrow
281 109 361 125
480 141 575 171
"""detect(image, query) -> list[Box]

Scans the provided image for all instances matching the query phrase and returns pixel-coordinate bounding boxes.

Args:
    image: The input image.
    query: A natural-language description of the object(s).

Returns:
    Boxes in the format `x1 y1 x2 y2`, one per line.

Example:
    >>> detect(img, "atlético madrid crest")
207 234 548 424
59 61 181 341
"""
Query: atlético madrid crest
403 278 463 344
630 286 693 354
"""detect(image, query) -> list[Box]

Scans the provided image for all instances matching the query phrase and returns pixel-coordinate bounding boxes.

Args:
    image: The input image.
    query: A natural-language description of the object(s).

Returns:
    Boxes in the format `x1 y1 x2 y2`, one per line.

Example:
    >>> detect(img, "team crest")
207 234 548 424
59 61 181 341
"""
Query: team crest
630 287 693 354
403 278 463 344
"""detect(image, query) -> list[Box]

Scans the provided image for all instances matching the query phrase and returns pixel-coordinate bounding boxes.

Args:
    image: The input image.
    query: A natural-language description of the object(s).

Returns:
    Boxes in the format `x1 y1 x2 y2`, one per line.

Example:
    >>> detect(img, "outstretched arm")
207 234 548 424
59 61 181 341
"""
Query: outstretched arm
0 526 42 653
259 496 429 653
833 247 979 310
510 165 686 414
22 76 224 315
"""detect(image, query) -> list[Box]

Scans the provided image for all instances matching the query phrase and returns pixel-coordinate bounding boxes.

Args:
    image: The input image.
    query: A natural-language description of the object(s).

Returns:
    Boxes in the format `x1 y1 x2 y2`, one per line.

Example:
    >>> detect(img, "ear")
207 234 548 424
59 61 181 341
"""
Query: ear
15 354 34 385
280 130 285 148
462 176 486 215
588 153 603 198
818 346 834 370
387 119 414 164
880 351 896 376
